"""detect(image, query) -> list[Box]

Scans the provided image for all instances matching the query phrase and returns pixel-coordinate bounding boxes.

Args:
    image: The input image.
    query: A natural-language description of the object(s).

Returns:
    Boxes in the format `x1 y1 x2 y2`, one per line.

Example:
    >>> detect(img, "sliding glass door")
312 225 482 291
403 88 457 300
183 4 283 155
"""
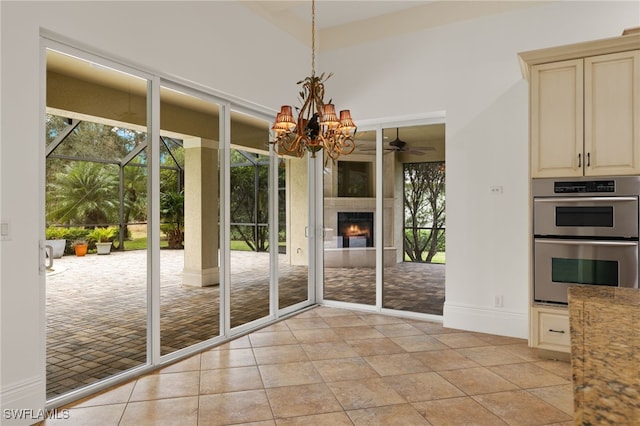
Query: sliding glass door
43 43 314 405
45 49 149 398
278 155 311 312
381 124 446 316
322 130 377 306
228 110 274 329
318 123 446 317
158 85 222 355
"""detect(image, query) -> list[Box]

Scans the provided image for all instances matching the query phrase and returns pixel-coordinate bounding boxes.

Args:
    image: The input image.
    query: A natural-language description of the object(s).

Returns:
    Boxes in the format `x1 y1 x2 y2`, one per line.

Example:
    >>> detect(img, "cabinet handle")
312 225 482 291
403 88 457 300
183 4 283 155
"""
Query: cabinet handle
587 152 590 167
578 153 582 168
548 329 565 334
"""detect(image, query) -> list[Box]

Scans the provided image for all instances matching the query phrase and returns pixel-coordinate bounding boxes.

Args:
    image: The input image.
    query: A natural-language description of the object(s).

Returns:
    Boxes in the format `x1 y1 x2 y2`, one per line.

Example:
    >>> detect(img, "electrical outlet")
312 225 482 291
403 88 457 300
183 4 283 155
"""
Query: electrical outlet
493 295 503 307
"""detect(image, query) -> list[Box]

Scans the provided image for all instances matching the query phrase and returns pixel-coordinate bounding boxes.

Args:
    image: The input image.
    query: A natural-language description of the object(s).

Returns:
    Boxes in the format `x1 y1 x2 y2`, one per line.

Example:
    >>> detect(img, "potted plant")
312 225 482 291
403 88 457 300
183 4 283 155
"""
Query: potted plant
89 227 117 255
73 240 88 257
45 227 67 259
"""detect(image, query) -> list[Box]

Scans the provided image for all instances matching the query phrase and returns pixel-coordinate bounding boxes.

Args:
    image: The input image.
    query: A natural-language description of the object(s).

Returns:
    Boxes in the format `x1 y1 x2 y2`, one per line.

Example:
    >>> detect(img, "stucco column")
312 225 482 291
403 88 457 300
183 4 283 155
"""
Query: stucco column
183 137 219 286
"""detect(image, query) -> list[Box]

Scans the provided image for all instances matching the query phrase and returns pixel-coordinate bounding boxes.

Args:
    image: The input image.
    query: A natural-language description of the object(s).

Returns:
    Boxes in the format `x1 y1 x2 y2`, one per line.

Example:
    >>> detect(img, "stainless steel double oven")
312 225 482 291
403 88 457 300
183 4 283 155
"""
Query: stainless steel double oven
533 177 640 305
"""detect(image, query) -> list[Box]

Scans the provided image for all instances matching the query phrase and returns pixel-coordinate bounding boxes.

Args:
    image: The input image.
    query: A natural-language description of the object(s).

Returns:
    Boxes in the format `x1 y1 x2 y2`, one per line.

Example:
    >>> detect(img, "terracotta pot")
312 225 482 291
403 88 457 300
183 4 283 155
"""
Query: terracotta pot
74 244 88 257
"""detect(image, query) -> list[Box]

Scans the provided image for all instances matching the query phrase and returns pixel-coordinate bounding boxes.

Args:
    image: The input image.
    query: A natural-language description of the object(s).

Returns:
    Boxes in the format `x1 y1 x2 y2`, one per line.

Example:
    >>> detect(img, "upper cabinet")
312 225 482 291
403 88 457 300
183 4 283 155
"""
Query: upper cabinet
530 59 583 177
585 51 640 176
520 32 640 178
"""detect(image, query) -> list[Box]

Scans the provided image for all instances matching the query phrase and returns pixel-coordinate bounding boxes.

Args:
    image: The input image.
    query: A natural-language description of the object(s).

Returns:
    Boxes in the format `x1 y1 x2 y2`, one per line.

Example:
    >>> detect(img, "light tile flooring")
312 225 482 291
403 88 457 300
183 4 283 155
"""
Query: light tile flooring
43 306 574 426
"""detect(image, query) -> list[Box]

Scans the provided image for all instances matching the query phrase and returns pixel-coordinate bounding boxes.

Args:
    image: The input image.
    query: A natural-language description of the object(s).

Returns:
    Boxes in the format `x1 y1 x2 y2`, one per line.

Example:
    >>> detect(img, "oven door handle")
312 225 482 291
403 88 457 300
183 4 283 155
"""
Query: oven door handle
535 238 638 247
534 196 638 203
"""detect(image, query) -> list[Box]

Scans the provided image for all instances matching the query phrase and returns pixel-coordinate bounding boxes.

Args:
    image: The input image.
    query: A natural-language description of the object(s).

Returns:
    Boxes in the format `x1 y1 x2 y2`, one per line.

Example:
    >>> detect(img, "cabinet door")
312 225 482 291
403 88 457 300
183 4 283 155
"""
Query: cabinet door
585 51 640 176
531 306 570 353
531 59 583 178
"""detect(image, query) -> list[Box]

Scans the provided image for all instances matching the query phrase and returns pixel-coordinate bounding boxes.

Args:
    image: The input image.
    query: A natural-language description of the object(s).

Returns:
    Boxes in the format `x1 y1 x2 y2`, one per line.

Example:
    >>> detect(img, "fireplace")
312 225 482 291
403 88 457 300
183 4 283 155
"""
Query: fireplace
337 212 374 248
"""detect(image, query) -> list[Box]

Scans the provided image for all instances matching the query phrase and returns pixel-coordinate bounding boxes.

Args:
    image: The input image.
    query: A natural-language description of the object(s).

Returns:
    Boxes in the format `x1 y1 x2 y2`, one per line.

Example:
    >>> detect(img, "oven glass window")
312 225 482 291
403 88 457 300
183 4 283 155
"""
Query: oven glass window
555 206 613 227
552 258 618 286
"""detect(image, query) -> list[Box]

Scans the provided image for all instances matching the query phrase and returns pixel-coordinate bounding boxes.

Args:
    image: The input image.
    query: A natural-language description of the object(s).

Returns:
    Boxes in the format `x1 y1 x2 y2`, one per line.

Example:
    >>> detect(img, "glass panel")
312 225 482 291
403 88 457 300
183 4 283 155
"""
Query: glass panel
45 50 148 399
229 111 272 328
159 86 221 355
323 130 377 305
278 156 310 310
552 258 619 286
382 124 446 315
556 206 613 227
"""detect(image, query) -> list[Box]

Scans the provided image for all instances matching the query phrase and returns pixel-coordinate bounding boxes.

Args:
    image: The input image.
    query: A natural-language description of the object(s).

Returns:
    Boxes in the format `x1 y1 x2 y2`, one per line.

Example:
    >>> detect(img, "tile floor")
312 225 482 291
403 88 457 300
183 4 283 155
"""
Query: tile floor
43 306 574 426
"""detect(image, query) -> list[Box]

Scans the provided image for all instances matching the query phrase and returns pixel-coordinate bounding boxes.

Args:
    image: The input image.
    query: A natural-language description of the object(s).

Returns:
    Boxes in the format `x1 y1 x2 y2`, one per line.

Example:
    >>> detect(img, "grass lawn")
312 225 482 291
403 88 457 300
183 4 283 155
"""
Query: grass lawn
404 251 446 264
121 237 167 251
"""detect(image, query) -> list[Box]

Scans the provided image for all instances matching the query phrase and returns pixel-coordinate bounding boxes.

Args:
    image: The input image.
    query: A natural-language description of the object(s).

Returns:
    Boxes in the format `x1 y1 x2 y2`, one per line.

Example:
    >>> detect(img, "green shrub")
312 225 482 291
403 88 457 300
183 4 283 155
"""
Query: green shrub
88 226 117 243
45 226 67 240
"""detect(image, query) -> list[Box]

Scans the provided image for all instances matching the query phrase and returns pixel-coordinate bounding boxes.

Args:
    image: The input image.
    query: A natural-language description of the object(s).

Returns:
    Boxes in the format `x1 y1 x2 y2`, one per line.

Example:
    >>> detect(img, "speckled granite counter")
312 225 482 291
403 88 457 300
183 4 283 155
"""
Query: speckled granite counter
568 286 640 425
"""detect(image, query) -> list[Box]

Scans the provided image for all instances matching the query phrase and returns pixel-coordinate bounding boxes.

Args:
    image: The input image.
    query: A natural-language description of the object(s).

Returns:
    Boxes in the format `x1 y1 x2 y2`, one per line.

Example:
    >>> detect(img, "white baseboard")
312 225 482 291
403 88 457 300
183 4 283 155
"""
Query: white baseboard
1 376 45 425
443 302 528 339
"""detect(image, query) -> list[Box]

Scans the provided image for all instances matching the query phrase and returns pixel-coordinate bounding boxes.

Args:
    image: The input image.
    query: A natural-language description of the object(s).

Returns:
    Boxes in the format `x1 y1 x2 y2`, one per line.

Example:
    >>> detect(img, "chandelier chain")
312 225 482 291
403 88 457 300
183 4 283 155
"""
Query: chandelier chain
311 0 315 77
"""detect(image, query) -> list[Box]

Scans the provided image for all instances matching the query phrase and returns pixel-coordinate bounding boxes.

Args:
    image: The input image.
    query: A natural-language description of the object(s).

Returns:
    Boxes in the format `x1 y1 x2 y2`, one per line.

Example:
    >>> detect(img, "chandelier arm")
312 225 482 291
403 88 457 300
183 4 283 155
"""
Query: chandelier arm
340 136 357 156
311 0 315 77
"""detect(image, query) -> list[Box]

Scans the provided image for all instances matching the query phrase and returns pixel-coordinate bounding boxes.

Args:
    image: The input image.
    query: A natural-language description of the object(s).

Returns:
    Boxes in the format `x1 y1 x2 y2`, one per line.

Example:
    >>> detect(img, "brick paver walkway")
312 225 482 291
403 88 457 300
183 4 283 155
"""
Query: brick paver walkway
45 249 444 398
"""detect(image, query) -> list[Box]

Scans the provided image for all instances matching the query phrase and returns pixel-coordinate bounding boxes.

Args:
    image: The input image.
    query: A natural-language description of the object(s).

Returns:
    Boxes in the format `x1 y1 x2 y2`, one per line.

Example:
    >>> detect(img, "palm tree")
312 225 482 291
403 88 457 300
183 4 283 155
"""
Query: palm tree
121 163 148 238
47 161 119 226
160 189 184 249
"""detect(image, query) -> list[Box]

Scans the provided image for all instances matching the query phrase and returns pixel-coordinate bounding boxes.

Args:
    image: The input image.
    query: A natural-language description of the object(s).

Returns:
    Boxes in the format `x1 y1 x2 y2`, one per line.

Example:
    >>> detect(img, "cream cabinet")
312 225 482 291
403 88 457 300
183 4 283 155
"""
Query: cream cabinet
530 305 570 354
530 50 640 178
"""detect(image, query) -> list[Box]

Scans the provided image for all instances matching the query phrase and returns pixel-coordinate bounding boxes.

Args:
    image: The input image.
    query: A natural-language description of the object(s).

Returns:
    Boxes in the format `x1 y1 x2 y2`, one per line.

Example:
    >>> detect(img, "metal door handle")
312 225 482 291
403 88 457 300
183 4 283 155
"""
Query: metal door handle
536 238 638 247
534 196 638 203
587 152 591 167
45 244 53 269
548 329 565 334
578 153 581 168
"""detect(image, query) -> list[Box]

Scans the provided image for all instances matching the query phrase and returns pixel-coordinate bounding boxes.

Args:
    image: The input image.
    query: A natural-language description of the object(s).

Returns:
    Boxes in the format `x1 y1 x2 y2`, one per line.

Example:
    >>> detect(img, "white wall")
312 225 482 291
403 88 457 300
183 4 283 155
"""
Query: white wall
1 0 639 420
321 1 639 337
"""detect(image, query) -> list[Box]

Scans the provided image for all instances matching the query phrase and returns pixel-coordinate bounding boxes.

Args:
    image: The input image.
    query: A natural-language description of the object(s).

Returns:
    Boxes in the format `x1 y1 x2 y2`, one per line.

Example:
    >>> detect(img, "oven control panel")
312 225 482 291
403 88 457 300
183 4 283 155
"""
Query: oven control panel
554 180 615 194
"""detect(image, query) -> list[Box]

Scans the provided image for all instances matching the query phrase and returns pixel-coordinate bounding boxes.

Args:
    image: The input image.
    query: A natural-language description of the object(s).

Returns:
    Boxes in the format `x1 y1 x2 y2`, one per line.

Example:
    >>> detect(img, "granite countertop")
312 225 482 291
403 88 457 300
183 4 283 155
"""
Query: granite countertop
568 285 640 306
568 284 640 425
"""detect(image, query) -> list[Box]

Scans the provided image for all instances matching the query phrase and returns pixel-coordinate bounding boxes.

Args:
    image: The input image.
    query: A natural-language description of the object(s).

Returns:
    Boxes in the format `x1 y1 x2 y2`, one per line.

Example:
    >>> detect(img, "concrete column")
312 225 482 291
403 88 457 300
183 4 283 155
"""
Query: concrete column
183 137 219 286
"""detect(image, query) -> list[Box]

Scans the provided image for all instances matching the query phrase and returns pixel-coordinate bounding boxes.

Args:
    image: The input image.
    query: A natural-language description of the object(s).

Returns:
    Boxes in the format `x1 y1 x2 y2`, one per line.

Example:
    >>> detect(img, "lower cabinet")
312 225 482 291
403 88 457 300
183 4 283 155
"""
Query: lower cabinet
531 305 570 353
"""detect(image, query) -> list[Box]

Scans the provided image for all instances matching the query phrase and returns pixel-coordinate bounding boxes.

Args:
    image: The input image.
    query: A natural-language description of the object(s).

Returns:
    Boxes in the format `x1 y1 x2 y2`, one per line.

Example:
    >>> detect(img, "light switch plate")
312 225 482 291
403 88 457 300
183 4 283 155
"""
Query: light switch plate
0 221 9 240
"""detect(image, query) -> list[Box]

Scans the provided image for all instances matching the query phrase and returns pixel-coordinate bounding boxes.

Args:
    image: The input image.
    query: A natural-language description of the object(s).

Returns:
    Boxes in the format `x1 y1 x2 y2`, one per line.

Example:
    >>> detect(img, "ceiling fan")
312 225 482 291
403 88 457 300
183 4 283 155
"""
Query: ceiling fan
382 128 434 155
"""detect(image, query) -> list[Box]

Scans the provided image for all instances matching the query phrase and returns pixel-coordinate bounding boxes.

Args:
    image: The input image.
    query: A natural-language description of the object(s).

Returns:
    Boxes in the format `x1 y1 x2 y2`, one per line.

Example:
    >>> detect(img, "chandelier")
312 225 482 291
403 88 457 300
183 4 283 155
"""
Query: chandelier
271 0 356 161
